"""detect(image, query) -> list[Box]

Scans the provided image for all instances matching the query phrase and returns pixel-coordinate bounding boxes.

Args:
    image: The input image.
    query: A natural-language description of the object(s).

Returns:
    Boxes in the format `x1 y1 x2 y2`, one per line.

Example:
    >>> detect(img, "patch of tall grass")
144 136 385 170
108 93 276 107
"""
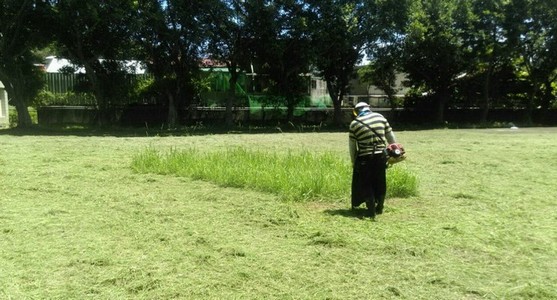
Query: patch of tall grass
131 147 418 202
386 164 418 198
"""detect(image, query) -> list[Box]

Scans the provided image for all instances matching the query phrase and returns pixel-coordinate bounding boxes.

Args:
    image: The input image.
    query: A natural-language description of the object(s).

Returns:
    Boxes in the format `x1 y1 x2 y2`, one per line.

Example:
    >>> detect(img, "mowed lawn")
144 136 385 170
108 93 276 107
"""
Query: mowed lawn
0 127 556 299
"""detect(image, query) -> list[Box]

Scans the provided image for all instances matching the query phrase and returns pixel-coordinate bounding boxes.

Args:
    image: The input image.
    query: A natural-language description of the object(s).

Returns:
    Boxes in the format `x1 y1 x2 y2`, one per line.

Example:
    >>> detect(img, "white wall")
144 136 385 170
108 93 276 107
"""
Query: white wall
0 81 9 127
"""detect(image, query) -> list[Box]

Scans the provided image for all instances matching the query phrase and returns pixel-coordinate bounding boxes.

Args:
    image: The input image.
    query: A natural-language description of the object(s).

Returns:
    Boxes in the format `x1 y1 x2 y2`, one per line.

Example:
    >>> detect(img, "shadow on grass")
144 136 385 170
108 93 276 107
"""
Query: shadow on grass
324 207 371 219
0 123 350 137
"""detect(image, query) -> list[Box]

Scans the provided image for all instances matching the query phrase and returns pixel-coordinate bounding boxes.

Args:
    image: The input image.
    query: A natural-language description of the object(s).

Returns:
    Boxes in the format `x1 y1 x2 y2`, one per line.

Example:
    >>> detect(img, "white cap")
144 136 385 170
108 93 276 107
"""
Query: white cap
354 102 370 111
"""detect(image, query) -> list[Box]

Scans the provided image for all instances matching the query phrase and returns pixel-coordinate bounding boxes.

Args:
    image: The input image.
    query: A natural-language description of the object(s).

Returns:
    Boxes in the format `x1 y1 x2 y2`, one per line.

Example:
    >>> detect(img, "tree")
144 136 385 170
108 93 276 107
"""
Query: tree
454 0 511 123
0 0 52 128
52 0 138 125
307 0 365 126
244 0 314 121
401 0 471 124
505 0 557 124
358 48 400 110
206 0 252 127
135 0 215 128
359 0 411 112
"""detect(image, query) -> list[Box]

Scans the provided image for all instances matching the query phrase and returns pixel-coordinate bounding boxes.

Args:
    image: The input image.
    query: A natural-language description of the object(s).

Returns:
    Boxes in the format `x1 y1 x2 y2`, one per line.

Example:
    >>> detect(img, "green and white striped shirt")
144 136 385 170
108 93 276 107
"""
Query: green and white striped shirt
349 112 394 159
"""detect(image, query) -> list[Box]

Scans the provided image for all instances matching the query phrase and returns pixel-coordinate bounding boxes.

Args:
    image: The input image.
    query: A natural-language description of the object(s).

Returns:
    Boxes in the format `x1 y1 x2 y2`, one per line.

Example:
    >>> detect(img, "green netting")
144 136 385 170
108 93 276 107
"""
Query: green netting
201 68 248 95
248 95 309 117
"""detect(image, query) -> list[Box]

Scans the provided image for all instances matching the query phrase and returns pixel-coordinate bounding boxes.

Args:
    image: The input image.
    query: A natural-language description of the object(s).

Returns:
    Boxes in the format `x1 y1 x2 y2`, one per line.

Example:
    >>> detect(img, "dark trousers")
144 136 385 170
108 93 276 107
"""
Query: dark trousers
351 154 387 217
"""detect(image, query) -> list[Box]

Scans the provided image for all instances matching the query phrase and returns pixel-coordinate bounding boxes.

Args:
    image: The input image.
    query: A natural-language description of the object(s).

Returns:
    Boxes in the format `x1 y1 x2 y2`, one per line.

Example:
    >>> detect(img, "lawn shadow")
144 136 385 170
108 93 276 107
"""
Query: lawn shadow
324 207 370 219
0 123 349 137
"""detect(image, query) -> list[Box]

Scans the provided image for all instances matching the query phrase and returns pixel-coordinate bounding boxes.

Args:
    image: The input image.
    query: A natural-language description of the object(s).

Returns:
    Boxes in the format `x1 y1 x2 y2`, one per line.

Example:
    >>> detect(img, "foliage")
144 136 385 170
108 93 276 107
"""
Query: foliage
358 54 401 109
0 0 52 127
205 0 253 126
397 0 557 122
130 76 158 104
133 0 220 127
51 0 138 124
306 0 366 125
4 0 557 127
504 0 557 122
553 82 557 109
33 90 96 107
401 0 471 123
8 106 37 127
243 0 315 121
456 0 508 120
402 86 436 110
360 0 411 110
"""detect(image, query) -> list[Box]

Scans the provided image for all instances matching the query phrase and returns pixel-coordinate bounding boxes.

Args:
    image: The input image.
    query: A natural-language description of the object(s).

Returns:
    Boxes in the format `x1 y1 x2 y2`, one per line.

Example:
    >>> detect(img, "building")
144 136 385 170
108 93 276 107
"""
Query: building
198 67 333 108
43 56 146 74
0 81 9 127
344 69 409 108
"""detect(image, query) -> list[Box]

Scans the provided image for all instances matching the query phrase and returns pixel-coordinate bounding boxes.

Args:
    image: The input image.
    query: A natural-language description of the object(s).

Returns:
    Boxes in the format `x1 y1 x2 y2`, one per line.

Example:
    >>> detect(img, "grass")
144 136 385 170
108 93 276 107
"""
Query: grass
130 147 418 201
0 128 556 299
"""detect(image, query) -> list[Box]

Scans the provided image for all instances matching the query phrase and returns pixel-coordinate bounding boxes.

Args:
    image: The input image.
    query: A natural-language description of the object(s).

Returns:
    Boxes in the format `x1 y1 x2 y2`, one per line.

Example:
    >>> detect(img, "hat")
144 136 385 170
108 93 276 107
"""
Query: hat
354 102 370 112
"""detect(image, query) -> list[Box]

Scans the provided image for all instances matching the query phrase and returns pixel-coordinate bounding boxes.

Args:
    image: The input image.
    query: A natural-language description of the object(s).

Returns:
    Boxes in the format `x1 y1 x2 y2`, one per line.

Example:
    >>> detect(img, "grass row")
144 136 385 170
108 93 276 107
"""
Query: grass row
131 147 418 202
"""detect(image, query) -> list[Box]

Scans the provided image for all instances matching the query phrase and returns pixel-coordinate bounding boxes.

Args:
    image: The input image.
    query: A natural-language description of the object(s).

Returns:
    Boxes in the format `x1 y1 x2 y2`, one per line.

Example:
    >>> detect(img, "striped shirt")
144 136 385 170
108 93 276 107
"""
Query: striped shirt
349 112 393 157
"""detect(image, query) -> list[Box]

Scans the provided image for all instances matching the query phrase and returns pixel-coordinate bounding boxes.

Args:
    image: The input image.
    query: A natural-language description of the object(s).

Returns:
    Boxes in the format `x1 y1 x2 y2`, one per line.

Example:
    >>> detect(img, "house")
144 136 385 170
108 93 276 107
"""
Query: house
43 56 146 74
344 68 409 108
41 56 148 95
198 66 333 108
42 56 333 109
0 81 9 127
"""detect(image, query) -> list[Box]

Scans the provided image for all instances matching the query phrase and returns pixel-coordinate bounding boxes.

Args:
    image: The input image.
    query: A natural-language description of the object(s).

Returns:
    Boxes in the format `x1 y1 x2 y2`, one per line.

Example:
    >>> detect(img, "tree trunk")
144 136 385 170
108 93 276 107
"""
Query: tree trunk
225 67 239 127
539 80 554 124
332 99 343 126
82 63 108 126
525 93 534 125
524 82 540 126
12 92 33 128
0 72 33 128
480 64 494 124
434 87 449 124
286 101 294 122
167 91 177 128
327 80 344 126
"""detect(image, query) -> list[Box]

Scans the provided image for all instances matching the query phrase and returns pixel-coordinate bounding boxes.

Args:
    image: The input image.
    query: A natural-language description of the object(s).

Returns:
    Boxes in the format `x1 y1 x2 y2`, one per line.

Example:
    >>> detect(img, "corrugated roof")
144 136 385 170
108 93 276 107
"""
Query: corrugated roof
44 56 146 74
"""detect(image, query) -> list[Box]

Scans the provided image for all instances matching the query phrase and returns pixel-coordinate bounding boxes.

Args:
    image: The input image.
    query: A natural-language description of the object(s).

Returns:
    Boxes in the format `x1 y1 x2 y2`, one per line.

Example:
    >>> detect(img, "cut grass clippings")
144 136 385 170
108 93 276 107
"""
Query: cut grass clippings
131 147 418 201
1 128 556 299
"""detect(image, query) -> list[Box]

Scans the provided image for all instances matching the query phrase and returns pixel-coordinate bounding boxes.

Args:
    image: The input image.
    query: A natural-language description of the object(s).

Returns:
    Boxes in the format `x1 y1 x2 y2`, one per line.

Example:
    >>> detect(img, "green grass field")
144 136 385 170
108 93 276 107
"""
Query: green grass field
0 127 556 299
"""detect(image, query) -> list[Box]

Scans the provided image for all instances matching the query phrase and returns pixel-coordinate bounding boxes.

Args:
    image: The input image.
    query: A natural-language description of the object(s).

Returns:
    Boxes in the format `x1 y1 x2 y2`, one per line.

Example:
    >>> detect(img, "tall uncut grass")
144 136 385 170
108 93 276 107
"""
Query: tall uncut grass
131 147 418 201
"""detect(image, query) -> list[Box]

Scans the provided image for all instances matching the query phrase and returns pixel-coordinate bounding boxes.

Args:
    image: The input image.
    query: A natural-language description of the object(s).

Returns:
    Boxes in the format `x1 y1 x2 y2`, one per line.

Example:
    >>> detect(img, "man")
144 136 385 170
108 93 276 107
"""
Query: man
349 102 397 218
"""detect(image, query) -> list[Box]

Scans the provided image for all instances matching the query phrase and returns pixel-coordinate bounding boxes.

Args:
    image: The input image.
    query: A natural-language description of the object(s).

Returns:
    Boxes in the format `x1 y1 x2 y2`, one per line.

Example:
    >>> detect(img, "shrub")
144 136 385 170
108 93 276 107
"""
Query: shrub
8 106 37 127
33 90 96 107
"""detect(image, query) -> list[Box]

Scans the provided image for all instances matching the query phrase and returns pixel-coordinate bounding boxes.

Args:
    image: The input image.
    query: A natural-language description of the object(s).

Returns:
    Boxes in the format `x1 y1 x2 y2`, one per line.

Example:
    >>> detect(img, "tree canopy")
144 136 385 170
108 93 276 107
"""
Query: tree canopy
1 0 556 127
0 0 52 127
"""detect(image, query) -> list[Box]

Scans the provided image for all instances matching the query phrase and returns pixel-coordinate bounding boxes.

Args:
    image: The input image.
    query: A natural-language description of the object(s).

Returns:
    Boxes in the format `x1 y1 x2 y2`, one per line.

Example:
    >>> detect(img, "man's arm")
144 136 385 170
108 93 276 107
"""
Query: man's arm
385 131 396 144
384 120 396 144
